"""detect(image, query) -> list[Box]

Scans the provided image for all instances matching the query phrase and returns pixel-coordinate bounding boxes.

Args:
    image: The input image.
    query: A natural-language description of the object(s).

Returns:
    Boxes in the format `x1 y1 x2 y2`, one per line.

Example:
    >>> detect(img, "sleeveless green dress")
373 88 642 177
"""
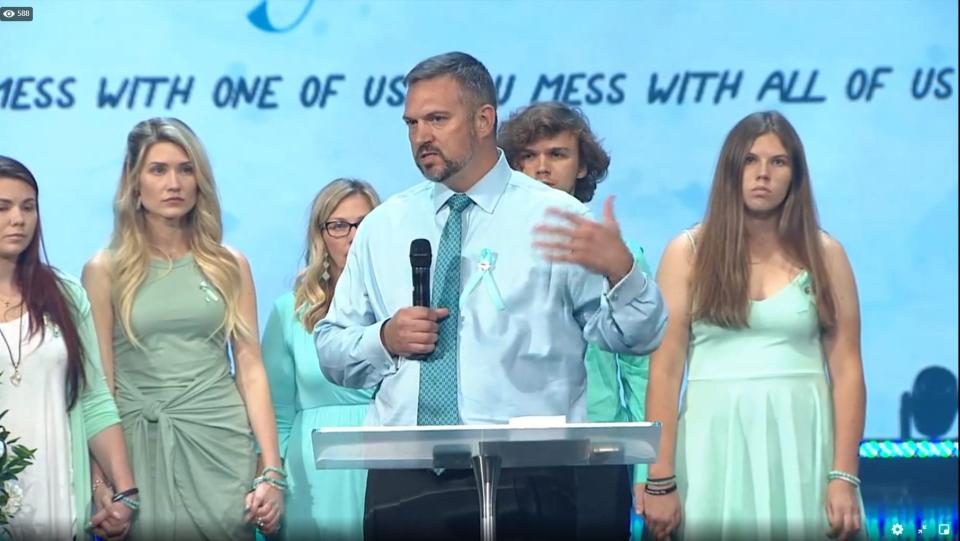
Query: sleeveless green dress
677 265 865 540
113 254 256 540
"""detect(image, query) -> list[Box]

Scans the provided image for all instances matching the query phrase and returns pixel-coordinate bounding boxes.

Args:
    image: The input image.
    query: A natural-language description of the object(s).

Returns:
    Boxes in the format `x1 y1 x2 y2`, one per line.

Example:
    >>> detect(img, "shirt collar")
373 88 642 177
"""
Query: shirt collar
431 150 511 215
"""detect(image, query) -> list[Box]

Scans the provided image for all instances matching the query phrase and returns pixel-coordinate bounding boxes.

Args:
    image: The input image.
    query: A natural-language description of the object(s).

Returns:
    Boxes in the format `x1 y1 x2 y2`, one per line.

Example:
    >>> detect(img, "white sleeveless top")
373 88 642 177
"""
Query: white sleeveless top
0 312 75 540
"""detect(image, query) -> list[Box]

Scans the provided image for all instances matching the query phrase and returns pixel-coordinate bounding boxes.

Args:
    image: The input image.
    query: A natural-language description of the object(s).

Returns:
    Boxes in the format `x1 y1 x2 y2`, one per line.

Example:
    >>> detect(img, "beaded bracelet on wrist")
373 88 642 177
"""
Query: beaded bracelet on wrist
117 495 141 511
252 476 288 491
262 466 287 478
827 470 861 488
646 478 677 488
644 484 678 496
646 475 676 483
111 488 139 502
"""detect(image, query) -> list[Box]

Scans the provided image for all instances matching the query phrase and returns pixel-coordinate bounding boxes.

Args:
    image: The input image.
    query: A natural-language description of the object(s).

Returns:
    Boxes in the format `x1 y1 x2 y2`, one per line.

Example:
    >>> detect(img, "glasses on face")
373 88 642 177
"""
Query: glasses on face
322 218 364 238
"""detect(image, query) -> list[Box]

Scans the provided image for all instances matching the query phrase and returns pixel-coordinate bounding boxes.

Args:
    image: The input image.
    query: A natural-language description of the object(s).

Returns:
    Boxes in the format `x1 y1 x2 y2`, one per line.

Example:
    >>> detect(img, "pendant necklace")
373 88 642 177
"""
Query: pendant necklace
0 304 24 386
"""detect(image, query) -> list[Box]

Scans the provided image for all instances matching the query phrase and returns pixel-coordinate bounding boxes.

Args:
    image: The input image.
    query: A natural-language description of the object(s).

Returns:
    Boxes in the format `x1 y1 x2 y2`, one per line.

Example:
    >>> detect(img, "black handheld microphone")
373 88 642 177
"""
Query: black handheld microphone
410 238 432 307
409 239 432 360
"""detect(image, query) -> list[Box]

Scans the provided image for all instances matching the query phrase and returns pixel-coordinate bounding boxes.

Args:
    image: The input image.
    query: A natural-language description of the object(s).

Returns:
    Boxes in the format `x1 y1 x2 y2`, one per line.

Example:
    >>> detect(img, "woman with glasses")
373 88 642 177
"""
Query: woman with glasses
262 178 381 540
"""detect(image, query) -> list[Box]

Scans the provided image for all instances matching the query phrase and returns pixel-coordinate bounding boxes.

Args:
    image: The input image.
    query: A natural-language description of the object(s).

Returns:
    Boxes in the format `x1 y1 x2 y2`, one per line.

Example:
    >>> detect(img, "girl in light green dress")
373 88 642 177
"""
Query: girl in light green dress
83 118 286 539
262 178 380 541
640 111 867 541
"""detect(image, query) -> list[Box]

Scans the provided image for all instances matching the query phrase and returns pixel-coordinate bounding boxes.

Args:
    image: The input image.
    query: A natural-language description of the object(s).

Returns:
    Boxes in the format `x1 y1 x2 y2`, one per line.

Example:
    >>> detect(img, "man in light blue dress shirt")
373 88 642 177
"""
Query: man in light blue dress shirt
315 52 667 541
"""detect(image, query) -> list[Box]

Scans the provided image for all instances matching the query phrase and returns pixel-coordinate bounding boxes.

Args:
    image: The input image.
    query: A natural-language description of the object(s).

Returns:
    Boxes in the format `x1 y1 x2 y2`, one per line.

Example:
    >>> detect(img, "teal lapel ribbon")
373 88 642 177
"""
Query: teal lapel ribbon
459 248 505 311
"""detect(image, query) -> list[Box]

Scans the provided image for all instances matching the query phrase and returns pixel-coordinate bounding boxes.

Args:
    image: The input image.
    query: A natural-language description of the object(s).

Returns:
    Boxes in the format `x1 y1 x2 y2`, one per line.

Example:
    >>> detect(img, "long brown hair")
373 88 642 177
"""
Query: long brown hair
691 111 836 329
0 156 86 409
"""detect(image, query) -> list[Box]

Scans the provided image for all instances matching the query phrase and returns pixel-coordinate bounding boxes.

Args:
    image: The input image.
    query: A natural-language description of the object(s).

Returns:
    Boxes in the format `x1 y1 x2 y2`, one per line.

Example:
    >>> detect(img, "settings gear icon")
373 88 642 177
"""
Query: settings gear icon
891 523 904 536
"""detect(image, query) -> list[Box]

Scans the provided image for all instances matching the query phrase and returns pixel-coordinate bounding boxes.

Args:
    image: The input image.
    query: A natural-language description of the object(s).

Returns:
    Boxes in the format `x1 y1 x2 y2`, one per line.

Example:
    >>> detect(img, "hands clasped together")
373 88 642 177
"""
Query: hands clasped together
90 466 287 538
244 466 287 536
90 482 139 541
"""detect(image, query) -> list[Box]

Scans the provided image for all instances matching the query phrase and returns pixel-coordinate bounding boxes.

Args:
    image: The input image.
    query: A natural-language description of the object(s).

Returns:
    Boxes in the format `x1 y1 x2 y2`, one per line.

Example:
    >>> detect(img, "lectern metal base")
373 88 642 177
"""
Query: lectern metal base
471 454 501 541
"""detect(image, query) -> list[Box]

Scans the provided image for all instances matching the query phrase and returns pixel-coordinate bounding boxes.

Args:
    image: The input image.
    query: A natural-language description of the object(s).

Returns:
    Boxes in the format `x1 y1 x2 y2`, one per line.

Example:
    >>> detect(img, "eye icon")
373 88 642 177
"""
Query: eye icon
1 9 15 18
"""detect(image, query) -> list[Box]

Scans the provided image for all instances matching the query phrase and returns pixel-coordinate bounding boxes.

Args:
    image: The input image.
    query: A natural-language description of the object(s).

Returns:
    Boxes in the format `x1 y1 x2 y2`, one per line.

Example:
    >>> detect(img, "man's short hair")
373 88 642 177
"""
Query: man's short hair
499 101 611 203
405 51 498 113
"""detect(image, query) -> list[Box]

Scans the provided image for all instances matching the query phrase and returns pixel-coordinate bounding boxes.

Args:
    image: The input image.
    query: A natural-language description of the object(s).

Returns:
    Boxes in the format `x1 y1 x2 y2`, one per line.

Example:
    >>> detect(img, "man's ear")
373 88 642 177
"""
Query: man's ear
475 103 497 139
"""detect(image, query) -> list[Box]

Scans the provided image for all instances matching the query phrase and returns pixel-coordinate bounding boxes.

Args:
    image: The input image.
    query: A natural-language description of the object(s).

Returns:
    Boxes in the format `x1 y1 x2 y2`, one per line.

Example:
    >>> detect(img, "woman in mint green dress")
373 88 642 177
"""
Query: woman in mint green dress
262 178 381 541
640 111 867 540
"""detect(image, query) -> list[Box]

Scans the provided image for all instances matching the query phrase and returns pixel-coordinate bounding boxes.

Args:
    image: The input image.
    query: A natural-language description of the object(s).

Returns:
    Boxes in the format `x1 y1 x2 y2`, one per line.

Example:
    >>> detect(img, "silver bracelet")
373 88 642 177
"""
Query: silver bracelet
827 470 861 487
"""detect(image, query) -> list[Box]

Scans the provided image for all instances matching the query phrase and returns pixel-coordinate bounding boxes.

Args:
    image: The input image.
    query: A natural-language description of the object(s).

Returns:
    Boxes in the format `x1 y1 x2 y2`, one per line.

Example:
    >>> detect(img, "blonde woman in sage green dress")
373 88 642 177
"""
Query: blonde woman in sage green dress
640 111 867 541
83 118 285 540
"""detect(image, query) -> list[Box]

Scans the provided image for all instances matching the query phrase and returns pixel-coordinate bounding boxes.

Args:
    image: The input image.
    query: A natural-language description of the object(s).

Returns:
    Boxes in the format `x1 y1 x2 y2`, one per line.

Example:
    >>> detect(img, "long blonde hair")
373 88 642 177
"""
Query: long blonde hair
295 178 380 331
691 111 836 329
110 117 250 345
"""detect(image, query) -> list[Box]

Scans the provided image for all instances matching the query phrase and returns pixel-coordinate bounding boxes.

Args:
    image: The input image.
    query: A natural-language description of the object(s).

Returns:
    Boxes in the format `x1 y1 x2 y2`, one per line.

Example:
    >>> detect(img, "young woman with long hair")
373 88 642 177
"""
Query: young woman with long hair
639 111 867 540
0 155 137 540
82 118 285 539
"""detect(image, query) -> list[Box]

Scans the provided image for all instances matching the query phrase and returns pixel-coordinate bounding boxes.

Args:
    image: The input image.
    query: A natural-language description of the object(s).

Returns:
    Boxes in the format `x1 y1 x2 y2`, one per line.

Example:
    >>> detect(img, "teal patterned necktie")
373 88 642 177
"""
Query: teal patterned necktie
417 193 473 425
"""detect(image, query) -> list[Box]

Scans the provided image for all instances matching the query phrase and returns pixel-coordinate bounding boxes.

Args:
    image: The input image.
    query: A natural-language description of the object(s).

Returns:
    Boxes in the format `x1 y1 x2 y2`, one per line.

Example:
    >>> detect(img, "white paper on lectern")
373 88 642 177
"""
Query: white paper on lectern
507 416 567 427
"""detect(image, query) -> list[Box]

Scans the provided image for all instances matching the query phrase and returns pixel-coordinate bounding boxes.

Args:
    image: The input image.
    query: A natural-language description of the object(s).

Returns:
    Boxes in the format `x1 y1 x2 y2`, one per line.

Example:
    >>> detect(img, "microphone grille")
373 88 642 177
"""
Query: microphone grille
409 238 432 267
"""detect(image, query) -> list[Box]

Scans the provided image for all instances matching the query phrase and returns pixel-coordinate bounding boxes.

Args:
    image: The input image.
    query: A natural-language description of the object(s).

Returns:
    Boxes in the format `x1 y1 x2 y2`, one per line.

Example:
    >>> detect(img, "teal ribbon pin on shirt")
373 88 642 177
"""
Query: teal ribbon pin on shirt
459 248 505 311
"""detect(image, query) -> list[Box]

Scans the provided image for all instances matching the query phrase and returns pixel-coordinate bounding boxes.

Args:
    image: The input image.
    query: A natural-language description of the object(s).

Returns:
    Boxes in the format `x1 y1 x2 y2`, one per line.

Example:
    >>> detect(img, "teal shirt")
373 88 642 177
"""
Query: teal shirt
584 244 652 482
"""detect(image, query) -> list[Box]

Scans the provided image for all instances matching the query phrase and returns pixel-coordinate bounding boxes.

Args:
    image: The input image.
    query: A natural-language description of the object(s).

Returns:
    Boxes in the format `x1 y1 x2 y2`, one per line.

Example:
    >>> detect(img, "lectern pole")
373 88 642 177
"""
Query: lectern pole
471 454 502 541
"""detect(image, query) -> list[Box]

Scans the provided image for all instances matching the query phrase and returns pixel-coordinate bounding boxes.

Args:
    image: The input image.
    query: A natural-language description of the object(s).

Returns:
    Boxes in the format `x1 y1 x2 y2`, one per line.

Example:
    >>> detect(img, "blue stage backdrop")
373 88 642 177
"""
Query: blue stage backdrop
1 0 956 439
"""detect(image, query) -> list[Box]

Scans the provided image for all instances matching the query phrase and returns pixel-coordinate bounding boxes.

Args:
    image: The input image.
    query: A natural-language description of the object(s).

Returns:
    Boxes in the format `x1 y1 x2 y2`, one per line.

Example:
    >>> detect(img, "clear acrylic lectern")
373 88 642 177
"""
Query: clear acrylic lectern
312 422 660 541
